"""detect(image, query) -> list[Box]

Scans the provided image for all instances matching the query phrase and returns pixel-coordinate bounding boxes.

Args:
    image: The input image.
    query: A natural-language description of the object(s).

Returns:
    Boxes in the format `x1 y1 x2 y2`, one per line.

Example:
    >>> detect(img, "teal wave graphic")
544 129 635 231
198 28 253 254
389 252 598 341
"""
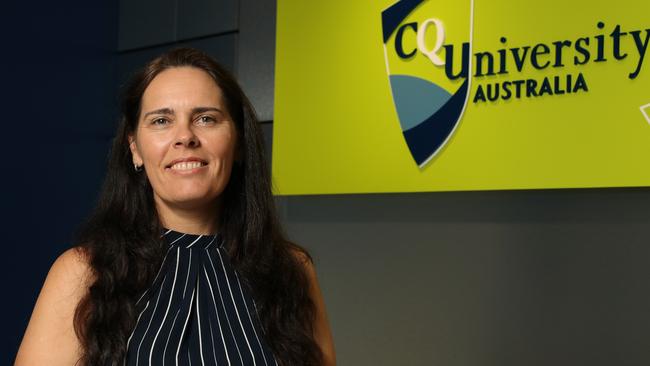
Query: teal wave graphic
389 74 452 131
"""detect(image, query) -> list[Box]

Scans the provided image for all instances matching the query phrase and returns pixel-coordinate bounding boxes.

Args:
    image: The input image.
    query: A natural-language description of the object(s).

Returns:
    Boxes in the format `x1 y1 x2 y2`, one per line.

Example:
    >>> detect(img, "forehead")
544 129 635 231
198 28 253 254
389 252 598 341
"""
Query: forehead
141 67 224 111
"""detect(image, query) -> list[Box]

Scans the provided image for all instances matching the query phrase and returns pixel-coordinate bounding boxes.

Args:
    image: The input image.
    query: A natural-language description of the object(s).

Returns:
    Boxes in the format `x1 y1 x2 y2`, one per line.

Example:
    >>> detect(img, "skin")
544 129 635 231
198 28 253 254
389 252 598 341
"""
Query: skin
15 67 336 365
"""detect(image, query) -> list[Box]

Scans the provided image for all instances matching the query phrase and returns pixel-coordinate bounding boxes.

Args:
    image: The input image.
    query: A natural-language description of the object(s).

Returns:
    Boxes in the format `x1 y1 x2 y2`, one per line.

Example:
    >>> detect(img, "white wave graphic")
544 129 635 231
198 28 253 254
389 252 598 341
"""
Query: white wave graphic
642 103 650 125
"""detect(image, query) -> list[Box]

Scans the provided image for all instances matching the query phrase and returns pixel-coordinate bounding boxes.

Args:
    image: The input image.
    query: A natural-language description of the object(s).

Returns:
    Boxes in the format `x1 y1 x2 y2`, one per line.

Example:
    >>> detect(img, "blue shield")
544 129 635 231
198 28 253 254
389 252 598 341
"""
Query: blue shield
382 0 474 167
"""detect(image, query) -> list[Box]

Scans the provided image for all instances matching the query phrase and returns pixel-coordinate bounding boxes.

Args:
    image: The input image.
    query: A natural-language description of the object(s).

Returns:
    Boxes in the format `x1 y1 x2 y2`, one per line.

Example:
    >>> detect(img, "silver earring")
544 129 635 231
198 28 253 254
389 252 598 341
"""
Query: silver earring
134 164 143 172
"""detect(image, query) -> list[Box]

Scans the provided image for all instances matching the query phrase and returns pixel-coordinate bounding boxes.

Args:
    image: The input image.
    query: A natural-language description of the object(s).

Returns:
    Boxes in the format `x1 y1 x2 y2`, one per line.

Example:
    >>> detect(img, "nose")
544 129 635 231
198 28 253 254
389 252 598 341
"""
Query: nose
174 122 200 148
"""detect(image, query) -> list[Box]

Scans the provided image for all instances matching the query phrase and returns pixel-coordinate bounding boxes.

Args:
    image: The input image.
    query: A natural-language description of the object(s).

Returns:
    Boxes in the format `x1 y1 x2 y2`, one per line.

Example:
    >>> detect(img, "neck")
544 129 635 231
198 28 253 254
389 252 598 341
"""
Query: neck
155 197 220 235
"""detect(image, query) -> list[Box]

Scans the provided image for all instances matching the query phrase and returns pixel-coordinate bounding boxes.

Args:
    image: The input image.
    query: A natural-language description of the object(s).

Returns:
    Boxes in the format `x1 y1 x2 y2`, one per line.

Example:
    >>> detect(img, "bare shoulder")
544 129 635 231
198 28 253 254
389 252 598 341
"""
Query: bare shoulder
50 247 92 285
289 246 337 365
14 247 93 365
37 247 94 303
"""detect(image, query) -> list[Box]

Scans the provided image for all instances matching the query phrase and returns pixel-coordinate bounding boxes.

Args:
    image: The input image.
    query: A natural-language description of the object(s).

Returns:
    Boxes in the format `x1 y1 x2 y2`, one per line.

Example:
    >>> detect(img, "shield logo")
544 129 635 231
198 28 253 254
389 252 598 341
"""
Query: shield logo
382 0 474 167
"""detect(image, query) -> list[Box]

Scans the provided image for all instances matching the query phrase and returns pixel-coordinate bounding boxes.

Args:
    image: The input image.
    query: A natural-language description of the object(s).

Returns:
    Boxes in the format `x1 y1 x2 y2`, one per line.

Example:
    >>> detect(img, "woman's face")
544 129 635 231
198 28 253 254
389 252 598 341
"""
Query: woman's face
129 67 238 212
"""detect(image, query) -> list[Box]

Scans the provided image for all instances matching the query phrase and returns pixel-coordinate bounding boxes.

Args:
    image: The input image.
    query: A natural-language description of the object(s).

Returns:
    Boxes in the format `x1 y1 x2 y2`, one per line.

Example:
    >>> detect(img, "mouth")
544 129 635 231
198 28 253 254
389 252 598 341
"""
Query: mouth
165 160 208 171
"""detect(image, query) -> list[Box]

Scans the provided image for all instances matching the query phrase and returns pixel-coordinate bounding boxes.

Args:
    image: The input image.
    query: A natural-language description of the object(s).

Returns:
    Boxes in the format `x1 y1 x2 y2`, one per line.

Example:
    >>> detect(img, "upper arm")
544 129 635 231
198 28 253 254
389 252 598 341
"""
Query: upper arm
295 251 337 366
14 247 92 366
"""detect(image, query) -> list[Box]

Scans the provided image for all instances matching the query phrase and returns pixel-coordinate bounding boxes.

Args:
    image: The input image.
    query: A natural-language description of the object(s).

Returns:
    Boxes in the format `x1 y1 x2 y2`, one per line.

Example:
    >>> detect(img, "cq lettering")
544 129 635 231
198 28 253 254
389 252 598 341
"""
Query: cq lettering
395 18 446 66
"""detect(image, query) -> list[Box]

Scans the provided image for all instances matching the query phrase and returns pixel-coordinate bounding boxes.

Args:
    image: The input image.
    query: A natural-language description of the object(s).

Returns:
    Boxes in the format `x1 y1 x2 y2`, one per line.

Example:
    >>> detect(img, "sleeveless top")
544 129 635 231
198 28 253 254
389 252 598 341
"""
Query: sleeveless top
125 229 277 366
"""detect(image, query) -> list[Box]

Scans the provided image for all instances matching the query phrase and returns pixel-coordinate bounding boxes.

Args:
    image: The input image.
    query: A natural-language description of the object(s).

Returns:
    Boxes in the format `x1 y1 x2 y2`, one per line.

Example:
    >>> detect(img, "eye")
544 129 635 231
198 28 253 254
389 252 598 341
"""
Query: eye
197 115 216 125
151 117 169 126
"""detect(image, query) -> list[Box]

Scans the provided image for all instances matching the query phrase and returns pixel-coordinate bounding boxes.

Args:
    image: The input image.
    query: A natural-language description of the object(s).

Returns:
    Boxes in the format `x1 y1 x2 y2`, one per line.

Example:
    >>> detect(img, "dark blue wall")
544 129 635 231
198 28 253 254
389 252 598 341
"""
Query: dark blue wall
1 1 117 362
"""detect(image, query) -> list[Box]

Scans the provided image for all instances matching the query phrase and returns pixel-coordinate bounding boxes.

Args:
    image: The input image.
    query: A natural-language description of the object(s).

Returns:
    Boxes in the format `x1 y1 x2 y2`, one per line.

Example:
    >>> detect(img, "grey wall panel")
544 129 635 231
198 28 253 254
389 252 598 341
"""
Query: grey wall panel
238 0 276 121
117 34 238 90
118 0 176 51
183 34 238 72
283 191 650 366
177 0 239 40
117 45 173 88
282 189 650 224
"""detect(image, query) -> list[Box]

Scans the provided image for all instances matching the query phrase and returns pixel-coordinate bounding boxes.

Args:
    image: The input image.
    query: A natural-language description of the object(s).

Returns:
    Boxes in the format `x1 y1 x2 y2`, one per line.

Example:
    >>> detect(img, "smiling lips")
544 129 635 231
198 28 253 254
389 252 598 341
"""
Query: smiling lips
166 158 208 171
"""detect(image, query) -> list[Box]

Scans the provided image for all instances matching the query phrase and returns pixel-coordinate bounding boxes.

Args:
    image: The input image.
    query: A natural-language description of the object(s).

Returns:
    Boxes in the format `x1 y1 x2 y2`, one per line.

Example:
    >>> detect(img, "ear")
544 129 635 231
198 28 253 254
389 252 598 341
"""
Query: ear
128 134 143 166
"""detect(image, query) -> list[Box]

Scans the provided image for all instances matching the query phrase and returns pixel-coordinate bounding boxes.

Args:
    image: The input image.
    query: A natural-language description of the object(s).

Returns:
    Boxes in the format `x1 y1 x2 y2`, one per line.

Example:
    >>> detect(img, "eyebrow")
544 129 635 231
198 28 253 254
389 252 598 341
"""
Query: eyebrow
142 106 224 118
192 107 224 115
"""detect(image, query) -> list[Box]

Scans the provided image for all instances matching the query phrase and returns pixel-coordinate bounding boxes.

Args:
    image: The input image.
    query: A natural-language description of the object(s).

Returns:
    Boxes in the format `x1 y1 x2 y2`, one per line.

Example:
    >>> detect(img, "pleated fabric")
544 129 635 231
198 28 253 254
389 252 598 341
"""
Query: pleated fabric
125 229 277 366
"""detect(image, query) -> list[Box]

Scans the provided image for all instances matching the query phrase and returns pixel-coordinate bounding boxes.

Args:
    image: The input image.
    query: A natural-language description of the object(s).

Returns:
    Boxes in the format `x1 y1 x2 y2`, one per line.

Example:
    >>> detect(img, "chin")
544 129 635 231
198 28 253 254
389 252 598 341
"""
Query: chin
166 192 220 208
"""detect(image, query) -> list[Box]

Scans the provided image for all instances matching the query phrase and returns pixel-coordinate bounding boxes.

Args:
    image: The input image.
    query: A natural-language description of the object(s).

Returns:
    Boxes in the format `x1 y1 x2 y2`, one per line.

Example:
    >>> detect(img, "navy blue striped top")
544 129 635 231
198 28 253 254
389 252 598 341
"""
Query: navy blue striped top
125 229 277 366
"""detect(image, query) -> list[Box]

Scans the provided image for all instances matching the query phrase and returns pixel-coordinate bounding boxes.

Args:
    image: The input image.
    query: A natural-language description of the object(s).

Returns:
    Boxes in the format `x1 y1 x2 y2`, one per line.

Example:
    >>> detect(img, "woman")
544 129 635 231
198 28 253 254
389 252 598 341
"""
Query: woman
15 48 335 365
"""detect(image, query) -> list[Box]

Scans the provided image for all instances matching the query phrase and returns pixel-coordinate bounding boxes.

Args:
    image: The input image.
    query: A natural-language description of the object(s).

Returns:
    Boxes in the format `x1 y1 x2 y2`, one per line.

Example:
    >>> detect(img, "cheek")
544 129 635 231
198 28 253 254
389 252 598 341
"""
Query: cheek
137 136 171 191
210 132 238 164
139 137 169 166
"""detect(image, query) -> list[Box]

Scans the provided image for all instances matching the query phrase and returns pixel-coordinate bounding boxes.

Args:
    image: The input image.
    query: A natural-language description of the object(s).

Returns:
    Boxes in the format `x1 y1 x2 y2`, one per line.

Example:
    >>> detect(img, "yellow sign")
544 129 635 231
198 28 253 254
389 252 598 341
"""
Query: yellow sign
273 0 650 195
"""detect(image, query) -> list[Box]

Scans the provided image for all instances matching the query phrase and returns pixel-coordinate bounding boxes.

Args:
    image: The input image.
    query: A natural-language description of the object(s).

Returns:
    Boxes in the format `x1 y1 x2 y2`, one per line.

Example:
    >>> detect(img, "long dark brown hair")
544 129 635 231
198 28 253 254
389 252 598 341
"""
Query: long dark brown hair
73 47 322 365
